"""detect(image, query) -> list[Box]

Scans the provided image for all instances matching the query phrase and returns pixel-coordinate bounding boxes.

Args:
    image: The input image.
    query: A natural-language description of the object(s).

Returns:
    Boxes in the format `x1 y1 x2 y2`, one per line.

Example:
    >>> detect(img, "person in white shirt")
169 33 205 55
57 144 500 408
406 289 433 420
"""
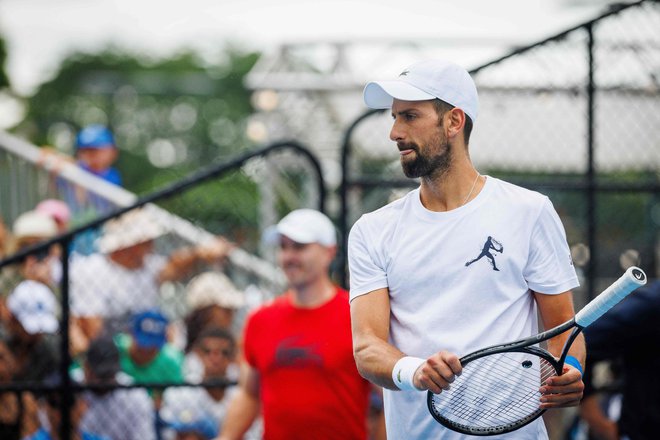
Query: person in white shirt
80 335 156 440
70 208 232 350
348 59 585 439
162 328 262 439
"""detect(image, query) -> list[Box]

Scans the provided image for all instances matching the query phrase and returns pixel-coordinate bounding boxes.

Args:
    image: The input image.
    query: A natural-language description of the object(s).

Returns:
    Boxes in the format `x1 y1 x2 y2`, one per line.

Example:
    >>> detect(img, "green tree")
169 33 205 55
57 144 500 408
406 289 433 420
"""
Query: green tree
14 45 263 245
0 36 9 89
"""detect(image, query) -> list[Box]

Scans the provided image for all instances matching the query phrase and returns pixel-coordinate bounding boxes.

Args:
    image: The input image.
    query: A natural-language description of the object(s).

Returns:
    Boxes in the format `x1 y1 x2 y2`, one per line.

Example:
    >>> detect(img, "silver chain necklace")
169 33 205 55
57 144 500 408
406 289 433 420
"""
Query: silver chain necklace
461 172 481 206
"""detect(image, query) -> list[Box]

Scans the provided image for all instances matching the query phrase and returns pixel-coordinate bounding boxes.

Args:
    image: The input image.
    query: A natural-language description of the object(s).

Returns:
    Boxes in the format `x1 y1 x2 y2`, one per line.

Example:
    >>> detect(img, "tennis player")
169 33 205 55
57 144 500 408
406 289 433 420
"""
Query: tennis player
348 59 585 439
218 209 373 440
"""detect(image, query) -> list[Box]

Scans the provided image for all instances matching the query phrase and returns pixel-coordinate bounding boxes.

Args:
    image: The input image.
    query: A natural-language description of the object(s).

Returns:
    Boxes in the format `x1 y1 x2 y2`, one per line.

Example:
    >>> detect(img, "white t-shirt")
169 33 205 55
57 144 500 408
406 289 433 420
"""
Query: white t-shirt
161 385 263 440
70 252 167 318
161 385 236 431
81 387 156 440
348 177 579 440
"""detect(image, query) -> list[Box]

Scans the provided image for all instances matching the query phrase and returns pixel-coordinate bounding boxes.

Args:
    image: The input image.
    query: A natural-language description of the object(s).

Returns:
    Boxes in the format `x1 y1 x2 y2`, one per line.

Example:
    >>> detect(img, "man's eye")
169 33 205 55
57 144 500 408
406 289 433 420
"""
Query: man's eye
392 113 417 121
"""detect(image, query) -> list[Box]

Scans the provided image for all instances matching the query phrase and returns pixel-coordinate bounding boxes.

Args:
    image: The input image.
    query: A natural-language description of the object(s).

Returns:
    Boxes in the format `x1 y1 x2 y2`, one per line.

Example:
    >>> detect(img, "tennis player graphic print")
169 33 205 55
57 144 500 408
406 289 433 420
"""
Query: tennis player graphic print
465 236 504 271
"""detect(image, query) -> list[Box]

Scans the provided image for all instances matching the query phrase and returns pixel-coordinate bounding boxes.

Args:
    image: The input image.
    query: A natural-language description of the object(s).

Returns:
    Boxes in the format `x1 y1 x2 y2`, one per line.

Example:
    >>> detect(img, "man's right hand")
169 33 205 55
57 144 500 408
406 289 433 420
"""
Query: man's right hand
413 351 462 393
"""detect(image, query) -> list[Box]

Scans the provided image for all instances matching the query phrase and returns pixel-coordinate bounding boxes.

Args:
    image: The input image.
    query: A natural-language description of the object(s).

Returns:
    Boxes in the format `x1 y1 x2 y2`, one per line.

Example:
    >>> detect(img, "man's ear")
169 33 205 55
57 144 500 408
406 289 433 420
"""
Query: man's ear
445 108 466 139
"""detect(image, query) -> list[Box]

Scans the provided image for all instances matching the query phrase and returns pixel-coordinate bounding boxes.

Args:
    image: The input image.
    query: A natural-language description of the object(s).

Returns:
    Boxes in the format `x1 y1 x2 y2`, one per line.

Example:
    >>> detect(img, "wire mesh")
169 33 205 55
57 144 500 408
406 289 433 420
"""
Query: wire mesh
341 1 660 295
0 138 325 440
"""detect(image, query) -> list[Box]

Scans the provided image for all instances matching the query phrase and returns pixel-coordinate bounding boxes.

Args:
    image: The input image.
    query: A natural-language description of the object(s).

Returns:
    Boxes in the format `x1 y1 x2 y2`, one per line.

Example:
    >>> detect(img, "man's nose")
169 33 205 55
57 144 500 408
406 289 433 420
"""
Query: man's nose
390 119 404 142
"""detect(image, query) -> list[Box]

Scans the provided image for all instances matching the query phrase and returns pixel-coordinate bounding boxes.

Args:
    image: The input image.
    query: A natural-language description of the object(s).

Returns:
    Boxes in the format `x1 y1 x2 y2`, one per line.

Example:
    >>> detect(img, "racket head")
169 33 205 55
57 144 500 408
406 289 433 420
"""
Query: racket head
427 346 561 436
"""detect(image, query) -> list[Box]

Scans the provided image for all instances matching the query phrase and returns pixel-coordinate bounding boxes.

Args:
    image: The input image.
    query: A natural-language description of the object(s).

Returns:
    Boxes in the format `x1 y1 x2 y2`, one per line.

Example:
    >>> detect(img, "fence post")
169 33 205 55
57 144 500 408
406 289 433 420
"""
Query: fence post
586 23 597 300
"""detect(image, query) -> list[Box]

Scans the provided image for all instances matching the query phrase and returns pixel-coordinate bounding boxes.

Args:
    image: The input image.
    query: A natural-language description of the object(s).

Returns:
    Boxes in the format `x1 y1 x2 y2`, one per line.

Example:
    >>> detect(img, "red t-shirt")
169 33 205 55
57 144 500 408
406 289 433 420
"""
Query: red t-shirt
243 287 370 440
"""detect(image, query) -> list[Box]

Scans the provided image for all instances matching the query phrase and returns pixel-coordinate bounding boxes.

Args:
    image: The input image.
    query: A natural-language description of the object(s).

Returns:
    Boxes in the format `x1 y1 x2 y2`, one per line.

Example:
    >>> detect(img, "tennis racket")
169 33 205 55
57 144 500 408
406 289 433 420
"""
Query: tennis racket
427 266 647 436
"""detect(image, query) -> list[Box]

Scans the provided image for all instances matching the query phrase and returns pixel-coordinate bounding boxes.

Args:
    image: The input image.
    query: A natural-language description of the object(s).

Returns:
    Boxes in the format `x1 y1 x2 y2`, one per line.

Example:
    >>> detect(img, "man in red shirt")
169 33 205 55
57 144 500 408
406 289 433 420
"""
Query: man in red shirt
218 209 372 440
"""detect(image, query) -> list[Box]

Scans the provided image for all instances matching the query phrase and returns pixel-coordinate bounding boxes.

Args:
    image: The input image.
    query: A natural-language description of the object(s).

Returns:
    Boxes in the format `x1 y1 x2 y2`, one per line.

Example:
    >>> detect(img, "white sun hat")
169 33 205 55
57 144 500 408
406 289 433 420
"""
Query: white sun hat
97 208 166 254
12 210 58 241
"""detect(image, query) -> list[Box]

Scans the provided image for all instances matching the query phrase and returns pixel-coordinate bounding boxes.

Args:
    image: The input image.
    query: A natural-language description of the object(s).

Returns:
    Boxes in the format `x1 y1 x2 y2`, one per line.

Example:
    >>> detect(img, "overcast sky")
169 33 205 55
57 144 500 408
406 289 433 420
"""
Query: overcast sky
0 0 619 96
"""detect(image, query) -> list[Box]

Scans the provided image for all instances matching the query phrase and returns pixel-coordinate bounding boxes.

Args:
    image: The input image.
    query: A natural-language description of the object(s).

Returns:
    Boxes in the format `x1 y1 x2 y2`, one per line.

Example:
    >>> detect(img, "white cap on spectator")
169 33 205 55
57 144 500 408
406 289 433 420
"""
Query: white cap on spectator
97 208 166 253
269 209 336 247
7 280 59 334
186 272 245 310
12 210 58 240
363 59 479 122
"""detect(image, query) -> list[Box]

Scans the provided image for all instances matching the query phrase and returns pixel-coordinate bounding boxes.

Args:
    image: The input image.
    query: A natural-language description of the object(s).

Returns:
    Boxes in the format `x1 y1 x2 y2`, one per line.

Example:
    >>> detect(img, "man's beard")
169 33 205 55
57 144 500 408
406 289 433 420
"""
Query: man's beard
400 136 452 179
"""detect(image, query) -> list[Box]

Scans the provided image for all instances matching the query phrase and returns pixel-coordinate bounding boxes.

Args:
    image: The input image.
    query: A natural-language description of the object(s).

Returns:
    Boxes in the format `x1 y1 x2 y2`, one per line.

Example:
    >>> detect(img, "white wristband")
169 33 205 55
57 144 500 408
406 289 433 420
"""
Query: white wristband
392 356 426 391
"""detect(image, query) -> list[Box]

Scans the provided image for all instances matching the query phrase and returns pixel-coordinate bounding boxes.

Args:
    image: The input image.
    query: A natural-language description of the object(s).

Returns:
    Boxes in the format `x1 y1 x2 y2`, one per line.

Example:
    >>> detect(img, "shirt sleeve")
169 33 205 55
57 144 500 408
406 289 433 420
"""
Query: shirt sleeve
347 217 389 301
524 197 579 294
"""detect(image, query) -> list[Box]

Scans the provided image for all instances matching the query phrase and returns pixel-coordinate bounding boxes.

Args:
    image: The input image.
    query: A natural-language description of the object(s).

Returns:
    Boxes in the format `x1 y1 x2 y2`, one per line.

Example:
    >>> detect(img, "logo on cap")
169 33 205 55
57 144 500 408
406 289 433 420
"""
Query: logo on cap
399 70 409 77
140 317 166 334
632 268 645 281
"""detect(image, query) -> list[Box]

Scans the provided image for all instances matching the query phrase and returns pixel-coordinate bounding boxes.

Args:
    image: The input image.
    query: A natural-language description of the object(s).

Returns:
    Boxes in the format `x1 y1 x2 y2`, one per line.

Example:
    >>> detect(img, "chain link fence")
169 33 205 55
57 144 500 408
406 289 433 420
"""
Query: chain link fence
338 2 659 436
0 1 658 439
0 139 325 440
340 1 659 300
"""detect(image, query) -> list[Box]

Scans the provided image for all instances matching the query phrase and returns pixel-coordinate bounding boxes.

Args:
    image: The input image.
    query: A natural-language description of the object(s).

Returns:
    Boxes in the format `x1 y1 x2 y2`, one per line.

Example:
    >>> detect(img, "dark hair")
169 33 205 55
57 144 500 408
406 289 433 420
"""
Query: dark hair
85 335 120 380
184 305 235 353
194 327 236 352
433 99 473 145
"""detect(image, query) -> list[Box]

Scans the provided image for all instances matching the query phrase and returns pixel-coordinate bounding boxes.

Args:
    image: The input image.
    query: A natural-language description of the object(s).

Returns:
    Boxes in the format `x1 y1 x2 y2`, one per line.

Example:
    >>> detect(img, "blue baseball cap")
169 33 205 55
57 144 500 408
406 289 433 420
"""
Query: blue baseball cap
169 412 219 439
76 124 116 149
132 309 168 349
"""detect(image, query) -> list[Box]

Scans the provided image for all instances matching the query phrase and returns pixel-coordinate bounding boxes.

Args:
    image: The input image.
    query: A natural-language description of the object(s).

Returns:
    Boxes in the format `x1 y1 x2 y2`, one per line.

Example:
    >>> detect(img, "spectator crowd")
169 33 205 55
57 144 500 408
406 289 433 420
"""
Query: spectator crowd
2 102 657 440
0 125 384 440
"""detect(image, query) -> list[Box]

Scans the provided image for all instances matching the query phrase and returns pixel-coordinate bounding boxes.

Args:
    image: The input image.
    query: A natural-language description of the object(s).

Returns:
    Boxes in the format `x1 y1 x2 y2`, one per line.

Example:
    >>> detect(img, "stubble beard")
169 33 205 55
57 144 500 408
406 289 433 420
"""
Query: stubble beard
400 133 452 180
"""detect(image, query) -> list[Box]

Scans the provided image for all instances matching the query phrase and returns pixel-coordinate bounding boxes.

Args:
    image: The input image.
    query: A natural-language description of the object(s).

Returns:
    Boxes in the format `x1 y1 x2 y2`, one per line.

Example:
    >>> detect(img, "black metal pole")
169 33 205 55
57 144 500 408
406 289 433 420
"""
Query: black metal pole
59 237 73 440
586 24 597 300
338 109 384 288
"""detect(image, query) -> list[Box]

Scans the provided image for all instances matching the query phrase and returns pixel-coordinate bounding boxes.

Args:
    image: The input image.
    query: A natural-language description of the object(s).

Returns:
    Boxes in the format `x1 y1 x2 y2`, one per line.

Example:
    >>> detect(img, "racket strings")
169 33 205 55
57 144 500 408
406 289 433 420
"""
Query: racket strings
430 352 557 429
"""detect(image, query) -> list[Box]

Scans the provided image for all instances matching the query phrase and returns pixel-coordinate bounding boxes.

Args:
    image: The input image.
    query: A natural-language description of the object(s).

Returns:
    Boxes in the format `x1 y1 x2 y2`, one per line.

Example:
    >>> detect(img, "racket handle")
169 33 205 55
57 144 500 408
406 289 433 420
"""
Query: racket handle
575 266 647 328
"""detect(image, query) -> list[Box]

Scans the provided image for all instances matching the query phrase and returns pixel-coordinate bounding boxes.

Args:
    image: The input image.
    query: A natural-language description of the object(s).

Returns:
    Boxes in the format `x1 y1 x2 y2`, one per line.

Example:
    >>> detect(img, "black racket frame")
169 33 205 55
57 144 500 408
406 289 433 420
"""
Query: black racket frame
427 322 584 436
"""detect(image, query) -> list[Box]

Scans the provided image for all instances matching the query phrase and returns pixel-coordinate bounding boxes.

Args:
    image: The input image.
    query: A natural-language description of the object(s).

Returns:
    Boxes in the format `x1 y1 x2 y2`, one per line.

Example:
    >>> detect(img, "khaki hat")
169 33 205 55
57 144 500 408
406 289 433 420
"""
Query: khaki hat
97 209 166 253
13 210 58 241
186 272 245 310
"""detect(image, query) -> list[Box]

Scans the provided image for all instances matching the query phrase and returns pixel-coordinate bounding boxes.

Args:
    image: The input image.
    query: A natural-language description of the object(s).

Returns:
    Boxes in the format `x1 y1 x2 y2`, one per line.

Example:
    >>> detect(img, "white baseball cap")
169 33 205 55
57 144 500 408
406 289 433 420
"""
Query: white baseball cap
268 209 336 247
7 280 59 335
363 59 479 122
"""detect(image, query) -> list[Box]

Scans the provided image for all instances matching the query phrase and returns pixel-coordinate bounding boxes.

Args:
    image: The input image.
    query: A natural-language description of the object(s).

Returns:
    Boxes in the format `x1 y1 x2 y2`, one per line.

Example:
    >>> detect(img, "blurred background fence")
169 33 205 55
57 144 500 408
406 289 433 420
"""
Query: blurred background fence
0 136 325 440
338 0 659 304
0 1 658 439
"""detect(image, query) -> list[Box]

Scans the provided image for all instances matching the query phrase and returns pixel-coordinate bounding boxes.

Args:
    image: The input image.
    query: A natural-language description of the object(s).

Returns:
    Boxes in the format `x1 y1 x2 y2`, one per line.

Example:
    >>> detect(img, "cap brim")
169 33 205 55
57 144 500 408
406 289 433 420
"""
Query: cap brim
21 314 59 335
263 223 318 245
363 81 436 109
76 143 116 150
135 335 166 349
276 223 317 244
98 236 158 254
